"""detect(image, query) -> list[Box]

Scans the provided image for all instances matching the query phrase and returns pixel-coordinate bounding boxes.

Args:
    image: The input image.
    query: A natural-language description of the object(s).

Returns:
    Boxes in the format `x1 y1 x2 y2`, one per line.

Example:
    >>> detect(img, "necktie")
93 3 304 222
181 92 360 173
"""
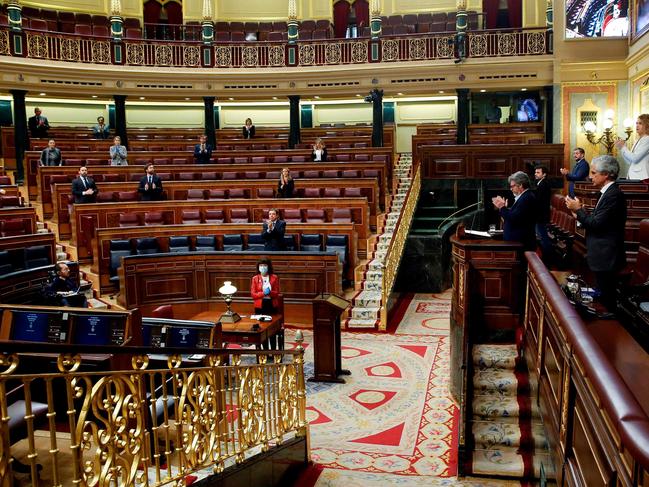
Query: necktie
82 177 87 188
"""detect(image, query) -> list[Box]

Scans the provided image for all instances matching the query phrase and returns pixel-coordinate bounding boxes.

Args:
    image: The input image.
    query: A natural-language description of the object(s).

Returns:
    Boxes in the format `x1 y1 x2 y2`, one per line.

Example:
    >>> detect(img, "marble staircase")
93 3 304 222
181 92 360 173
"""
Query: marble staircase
345 154 413 330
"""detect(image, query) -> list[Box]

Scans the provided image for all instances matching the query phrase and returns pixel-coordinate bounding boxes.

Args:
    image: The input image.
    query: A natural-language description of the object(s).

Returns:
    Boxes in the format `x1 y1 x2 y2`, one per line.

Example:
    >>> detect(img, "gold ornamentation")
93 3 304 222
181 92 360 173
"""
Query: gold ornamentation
497 32 516 55
436 36 454 58
26 33 48 58
125 42 144 65
527 31 546 54
60 37 80 61
409 38 426 60
238 366 266 448
91 40 111 63
184 45 200 66
468 33 487 57
0 30 10 56
215 46 232 66
382 39 399 61
325 42 341 64
278 364 299 432
299 44 315 65
351 41 367 63
242 46 259 67
131 355 149 370
0 353 18 375
155 44 173 65
268 45 285 66
57 353 81 373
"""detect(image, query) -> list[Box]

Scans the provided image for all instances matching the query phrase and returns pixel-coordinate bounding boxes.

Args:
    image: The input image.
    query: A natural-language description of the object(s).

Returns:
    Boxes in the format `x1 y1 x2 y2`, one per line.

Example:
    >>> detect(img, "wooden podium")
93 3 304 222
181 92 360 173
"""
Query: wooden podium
309 294 351 383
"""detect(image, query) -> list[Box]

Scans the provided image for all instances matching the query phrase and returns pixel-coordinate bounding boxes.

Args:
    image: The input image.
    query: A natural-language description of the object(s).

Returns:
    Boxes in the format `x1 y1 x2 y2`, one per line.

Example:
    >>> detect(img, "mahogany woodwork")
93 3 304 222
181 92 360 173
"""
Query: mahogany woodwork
51 177 380 231
417 143 565 179
71 198 370 260
117 252 341 326
524 252 649 486
0 232 57 267
0 262 80 304
0 207 38 235
93 222 359 293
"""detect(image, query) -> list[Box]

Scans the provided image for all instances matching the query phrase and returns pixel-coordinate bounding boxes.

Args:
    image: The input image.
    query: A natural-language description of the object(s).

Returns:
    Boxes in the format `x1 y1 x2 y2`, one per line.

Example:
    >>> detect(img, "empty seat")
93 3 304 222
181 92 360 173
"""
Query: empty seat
201 172 218 180
207 189 226 199
0 175 11 185
228 189 247 199
181 210 202 224
117 191 139 202
109 240 132 284
216 157 232 164
354 154 370 161
119 213 141 227
283 209 302 223
222 172 238 180
323 188 342 198
195 235 216 251
266 171 281 180
251 157 266 164
246 234 265 251
96 192 116 203
178 172 197 180
28 19 48 31
151 304 174 319
291 155 307 162
344 188 362 197
102 174 121 182
74 24 92 35
187 189 205 200
24 246 51 269
363 169 380 178
144 212 165 226
0 196 20 207
234 157 248 164
332 208 353 223
203 209 225 224
136 237 159 255
85 158 105 166
244 171 261 179
303 188 321 198
326 234 348 266
125 28 142 39
223 234 243 252
0 250 12 275
300 234 322 252
302 170 320 178
283 234 297 251
168 236 191 253
305 209 326 223
229 208 250 223
322 170 339 178
342 170 360 178
0 219 26 237
335 154 350 162
257 188 275 198
312 29 328 40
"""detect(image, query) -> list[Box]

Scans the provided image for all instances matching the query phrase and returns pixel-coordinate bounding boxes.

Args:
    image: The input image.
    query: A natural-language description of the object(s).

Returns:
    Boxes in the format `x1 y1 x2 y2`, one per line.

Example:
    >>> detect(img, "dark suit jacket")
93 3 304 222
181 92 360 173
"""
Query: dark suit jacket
243 125 256 139
277 178 294 198
138 174 164 201
193 143 213 164
575 182 627 273
535 177 551 224
311 148 328 162
40 147 61 166
28 115 50 138
499 189 537 250
71 176 98 203
566 158 589 197
261 219 286 250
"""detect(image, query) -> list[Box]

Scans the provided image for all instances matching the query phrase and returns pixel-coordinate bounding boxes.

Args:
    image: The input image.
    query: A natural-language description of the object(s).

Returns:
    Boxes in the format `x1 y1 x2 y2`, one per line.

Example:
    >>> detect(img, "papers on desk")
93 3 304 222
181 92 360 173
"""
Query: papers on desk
250 314 273 322
465 230 493 238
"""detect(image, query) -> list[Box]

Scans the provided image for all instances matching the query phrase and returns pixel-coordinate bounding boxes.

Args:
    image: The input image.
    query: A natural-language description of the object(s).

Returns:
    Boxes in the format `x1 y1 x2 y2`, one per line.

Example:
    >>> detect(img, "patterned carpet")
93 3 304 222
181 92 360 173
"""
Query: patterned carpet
394 290 452 336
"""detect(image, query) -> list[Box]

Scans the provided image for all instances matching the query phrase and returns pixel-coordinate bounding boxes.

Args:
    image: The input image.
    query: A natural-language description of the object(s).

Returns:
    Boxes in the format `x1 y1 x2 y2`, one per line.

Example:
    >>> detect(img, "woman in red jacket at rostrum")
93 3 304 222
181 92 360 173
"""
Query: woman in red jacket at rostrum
250 258 281 314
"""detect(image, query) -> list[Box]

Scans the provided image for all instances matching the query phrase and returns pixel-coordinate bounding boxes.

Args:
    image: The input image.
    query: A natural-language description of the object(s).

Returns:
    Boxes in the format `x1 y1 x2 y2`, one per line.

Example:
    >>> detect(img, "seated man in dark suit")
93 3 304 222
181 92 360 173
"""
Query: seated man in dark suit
565 155 627 313
193 135 213 164
28 107 50 138
492 171 537 251
261 208 286 251
45 262 87 307
138 163 164 201
71 166 98 204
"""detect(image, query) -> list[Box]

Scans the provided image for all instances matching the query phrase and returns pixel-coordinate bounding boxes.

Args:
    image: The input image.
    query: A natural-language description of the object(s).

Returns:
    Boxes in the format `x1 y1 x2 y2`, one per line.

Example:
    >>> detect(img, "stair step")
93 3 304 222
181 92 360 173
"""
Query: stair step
36 221 45 230
473 369 518 395
471 420 547 450
350 307 380 320
471 449 555 479
346 317 378 328
473 344 518 370
353 291 381 308
473 394 539 420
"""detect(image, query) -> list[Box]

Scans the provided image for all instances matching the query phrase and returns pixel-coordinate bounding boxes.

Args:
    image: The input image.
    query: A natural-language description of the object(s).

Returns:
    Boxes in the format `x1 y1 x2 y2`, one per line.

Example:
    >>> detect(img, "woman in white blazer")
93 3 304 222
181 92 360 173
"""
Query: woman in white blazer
616 114 649 180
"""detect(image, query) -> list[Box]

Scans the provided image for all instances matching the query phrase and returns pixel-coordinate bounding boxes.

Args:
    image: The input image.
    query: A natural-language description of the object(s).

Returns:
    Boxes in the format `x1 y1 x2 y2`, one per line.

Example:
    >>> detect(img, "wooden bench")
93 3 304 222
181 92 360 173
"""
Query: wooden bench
71 197 370 260
53 177 380 238
94 222 358 293
0 261 80 304
0 233 57 275
37 159 389 215
0 207 38 236
118 251 341 327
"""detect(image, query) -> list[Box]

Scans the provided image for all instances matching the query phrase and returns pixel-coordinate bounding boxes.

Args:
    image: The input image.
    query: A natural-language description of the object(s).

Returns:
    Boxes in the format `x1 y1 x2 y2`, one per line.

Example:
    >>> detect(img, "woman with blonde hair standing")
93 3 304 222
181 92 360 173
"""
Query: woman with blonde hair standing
616 113 649 180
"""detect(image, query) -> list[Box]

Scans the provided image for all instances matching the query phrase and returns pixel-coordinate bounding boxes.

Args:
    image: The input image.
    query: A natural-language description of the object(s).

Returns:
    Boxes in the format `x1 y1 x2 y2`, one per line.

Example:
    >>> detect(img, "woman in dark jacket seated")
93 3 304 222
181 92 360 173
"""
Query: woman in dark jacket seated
277 168 294 198
242 118 256 139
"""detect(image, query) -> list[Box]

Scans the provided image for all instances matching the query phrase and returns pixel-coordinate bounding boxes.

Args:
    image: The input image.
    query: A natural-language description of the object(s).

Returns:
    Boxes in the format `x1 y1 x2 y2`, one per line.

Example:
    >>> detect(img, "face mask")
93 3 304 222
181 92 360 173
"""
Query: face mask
259 266 268 275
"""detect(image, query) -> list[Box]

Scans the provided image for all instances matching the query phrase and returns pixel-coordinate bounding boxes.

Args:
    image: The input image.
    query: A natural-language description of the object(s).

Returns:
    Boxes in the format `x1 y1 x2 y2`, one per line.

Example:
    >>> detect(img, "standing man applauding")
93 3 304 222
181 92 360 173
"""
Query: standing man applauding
28 107 50 138
71 166 98 204
138 163 164 201
492 171 537 251
560 147 589 197
193 134 213 164
261 208 286 251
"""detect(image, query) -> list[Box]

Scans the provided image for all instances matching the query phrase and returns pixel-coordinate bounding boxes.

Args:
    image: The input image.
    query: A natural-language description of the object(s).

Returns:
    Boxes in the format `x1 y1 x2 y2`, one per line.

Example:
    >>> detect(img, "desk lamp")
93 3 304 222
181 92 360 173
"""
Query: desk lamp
218 281 241 323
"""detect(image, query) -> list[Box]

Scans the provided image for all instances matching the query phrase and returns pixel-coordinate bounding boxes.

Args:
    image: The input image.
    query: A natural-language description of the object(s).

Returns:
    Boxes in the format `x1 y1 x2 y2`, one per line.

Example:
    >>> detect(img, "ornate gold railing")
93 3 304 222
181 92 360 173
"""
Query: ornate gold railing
0 342 307 486
379 161 421 330
1 27 552 69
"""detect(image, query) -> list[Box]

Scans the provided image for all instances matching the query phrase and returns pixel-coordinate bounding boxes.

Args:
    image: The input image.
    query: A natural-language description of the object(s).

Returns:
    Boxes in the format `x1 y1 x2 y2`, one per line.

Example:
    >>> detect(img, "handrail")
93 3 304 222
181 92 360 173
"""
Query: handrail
0 339 308 485
526 252 649 470
436 201 482 231
379 160 421 329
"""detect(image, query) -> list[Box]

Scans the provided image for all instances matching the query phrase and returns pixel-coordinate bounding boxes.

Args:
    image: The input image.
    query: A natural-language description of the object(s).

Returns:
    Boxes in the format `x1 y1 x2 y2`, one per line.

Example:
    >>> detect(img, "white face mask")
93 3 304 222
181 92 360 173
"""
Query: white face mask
259 266 268 275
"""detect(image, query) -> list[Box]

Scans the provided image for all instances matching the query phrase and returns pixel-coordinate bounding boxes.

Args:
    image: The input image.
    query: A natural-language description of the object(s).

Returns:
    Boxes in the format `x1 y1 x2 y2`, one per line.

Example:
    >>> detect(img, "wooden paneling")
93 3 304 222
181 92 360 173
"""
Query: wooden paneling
0 207 38 235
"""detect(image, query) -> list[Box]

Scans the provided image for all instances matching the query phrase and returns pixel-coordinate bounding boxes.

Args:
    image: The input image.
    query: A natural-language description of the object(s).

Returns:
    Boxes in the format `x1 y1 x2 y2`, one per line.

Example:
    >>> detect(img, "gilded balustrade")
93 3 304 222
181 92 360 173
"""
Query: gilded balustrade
0 344 307 486
379 162 421 330
3 27 551 69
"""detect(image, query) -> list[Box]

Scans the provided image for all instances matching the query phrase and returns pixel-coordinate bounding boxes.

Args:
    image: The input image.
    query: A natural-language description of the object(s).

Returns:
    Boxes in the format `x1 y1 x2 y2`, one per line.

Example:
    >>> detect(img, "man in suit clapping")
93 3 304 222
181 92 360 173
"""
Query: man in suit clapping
193 134 213 164
71 166 98 204
261 208 286 251
138 163 164 201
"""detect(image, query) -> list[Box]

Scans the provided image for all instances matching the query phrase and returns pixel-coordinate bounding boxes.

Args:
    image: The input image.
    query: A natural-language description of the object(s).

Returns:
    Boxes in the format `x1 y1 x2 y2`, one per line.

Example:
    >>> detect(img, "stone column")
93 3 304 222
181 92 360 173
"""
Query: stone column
203 96 216 148
288 95 301 149
456 88 469 144
110 0 123 41
7 0 22 32
370 89 384 147
113 95 128 149
370 0 382 39
201 0 214 44
287 0 298 44
10 89 27 184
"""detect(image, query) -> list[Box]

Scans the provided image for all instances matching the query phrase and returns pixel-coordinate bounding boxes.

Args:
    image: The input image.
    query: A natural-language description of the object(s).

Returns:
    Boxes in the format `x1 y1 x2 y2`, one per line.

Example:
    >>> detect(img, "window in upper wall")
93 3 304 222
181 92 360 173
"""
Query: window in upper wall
565 0 629 38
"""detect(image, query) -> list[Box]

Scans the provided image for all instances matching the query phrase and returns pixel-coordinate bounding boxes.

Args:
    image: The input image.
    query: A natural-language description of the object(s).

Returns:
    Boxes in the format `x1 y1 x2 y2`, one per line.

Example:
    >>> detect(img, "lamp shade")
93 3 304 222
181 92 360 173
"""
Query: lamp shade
219 281 237 296
624 117 635 129
583 121 596 133
604 108 615 120
603 118 614 130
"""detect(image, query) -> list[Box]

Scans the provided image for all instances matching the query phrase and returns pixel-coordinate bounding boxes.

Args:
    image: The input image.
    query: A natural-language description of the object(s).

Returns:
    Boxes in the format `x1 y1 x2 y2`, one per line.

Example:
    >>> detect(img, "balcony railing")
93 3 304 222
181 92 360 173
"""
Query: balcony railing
0 26 551 69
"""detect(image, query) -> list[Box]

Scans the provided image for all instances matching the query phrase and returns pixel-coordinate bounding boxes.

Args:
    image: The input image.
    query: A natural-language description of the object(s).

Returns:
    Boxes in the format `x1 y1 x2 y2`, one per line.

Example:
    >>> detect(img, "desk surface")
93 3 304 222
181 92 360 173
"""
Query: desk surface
190 312 282 345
